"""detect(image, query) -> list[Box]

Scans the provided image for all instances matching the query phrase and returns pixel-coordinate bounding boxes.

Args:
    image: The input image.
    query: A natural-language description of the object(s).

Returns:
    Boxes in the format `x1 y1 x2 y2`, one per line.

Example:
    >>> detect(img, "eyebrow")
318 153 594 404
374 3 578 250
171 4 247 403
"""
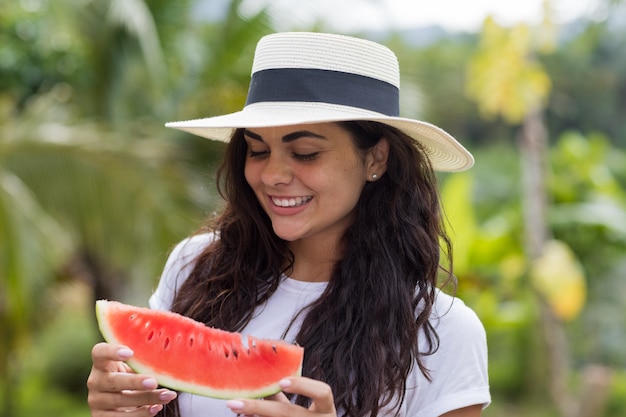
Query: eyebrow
243 129 327 143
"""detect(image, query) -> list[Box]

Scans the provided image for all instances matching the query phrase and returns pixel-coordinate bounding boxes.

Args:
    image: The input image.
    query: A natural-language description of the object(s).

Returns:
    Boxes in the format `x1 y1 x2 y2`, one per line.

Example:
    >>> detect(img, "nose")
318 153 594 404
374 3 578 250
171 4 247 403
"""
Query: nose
261 153 292 186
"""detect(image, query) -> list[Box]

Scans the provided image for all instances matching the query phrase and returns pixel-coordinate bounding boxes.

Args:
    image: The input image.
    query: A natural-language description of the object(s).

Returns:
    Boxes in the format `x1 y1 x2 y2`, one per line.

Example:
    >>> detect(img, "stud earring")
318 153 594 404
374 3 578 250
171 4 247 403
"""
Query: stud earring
372 173 378 180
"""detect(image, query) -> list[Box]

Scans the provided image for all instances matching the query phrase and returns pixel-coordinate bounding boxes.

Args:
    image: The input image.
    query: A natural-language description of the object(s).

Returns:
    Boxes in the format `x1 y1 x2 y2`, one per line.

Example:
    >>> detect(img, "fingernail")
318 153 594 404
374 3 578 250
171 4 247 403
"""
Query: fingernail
142 378 158 389
159 390 177 401
149 404 163 415
279 378 292 389
117 348 134 359
226 400 244 410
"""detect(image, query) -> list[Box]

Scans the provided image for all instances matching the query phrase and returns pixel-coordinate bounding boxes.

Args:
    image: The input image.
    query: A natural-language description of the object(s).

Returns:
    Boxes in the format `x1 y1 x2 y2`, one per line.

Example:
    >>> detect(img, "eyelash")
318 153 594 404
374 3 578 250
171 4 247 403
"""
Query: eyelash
248 151 319 161
248 150 269 158
294 152 318 161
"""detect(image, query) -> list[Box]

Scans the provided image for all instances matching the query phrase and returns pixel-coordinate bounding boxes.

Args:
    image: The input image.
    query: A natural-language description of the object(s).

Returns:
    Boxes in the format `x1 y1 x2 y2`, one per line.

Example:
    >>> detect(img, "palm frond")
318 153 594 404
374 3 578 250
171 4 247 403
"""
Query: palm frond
0 170 73 341
107 0 166 81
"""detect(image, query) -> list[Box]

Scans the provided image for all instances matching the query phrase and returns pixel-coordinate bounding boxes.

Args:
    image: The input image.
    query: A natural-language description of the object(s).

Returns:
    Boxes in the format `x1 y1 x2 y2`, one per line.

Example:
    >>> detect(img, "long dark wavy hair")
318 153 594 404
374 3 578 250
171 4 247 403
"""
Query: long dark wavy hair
158 121 454 417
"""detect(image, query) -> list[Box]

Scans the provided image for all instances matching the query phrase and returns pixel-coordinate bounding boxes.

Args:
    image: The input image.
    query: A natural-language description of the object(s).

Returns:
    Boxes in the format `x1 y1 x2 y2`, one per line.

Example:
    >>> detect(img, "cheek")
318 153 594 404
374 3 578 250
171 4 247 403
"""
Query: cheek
243 162 258 187
321 157 366 197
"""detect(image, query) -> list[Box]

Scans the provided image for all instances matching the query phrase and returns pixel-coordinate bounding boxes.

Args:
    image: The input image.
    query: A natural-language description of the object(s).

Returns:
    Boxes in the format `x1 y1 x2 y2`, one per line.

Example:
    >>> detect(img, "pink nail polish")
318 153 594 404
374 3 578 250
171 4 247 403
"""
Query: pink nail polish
149 404 163 415
117 348 133 359
160 390 177 401
226 400 245 410
142 378 158 389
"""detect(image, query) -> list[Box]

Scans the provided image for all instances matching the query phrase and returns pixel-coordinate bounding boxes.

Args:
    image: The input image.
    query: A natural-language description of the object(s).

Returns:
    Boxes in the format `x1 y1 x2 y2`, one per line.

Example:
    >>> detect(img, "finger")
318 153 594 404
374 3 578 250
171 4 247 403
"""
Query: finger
279 377 335 414
90 404 164 417
226 393 329 417
226 398 289 417
225 378 337 416
91 343 133 370
121 362 134 373
88 343 161 394
230 391 291 417
88 367 160 393
89 388 176 411
264 390 290 403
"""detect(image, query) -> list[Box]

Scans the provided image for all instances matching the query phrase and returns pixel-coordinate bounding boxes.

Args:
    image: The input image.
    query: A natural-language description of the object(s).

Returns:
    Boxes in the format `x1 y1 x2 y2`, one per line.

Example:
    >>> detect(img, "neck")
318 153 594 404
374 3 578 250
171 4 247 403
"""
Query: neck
287 236 342 282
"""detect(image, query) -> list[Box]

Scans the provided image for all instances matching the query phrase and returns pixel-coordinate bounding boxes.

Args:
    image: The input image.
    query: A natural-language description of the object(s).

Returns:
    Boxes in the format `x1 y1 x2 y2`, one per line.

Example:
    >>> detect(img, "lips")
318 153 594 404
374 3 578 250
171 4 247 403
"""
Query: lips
271 196 313 208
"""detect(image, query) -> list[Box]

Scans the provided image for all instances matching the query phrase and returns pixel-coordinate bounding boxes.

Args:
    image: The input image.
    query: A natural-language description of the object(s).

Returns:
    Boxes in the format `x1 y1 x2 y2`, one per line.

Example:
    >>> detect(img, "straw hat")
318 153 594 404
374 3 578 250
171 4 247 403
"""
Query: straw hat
166 32 473 172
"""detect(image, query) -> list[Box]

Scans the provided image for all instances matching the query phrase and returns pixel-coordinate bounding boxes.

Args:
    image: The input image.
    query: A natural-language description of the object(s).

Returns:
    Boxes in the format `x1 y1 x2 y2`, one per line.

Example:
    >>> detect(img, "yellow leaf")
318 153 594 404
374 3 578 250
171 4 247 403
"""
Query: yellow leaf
466 18 552 124
530 240 587 321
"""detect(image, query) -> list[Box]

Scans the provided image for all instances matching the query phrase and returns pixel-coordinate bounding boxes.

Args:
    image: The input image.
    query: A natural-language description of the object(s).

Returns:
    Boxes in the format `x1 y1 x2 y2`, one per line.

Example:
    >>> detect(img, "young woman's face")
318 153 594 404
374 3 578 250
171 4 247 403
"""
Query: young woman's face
243 122 376 244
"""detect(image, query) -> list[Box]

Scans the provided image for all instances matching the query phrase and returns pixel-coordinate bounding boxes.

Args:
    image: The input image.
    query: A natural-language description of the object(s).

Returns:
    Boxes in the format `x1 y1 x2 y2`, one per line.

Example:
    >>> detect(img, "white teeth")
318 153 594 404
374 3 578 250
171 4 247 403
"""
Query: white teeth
272 196 312 207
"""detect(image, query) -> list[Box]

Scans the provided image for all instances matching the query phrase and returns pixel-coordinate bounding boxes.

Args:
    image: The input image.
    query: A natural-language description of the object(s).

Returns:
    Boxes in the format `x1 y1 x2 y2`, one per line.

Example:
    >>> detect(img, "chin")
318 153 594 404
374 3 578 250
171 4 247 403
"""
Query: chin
272 226 306 242
274 232 301 242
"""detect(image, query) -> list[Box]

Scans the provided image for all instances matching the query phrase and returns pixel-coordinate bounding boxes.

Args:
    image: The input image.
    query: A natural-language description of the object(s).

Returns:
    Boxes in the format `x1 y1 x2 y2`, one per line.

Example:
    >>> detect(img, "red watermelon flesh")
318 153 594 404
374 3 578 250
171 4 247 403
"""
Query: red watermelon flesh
95 300 304 399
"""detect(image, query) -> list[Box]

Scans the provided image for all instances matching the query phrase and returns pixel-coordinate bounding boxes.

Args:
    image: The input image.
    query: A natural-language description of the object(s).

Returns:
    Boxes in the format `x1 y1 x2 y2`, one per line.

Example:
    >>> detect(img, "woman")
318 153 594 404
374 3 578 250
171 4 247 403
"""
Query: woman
87 32 490 417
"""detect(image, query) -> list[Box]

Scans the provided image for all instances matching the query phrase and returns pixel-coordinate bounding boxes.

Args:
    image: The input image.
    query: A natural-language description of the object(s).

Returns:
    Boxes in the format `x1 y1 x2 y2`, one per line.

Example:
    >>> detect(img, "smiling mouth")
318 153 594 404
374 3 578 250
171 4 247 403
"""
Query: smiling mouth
271 196 313 208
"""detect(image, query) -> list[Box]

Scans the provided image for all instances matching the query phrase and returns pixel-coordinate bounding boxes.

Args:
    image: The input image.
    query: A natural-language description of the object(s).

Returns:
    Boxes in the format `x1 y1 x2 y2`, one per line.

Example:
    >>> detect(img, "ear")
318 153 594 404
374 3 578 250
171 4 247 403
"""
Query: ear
366 137 389 181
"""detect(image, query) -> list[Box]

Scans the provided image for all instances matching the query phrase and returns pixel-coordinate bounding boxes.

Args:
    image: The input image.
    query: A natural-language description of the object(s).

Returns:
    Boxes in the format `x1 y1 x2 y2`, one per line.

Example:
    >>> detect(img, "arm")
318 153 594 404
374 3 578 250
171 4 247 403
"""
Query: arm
441 404 483 417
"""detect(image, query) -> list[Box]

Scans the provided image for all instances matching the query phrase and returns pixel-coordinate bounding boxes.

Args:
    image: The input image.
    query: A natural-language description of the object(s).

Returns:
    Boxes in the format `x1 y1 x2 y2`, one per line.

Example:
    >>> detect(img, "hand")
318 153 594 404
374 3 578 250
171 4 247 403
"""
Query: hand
225 376 336 417
87 342 177 416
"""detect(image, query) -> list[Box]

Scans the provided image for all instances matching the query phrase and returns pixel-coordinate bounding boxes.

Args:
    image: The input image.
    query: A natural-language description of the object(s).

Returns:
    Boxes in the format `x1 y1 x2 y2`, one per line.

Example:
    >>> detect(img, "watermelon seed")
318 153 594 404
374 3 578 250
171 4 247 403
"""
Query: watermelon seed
164 337 170 350
272 344 277 354
147 330 155 341
129 314 136 320
232 349 239 359
189 337 194 347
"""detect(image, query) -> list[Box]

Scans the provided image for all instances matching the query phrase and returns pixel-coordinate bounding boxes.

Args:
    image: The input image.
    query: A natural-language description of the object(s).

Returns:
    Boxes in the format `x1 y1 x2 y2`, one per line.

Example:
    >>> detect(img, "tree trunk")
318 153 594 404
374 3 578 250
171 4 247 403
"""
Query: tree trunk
518 109 572 416
575 365 613 417
519 110 613 417
518 108 549 261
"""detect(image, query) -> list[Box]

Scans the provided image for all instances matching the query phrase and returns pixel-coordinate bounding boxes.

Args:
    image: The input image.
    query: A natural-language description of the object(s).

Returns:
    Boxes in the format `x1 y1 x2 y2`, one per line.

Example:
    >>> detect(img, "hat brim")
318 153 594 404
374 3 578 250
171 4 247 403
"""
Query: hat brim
165 102 474 172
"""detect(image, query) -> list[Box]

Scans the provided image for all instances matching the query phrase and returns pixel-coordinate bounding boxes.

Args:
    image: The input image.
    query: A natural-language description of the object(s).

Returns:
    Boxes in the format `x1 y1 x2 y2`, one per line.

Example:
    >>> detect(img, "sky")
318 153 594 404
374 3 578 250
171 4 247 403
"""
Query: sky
239 0 604 32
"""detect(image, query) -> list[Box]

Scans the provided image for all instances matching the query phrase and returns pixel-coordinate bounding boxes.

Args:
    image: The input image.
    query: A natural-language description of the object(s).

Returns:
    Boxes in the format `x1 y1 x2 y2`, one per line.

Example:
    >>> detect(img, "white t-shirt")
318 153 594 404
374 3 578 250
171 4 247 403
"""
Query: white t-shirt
149 233 491 417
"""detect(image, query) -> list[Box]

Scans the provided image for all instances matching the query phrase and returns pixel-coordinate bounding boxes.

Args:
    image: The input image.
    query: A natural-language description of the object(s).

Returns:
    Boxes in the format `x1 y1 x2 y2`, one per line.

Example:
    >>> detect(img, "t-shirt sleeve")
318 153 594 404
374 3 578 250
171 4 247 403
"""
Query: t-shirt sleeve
404 292 491 416
148 233 217 311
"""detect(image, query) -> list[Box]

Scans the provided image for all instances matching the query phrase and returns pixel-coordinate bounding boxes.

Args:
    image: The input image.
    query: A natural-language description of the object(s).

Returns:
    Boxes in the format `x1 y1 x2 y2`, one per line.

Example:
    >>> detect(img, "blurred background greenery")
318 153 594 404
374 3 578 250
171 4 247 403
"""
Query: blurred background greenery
1 0 625 416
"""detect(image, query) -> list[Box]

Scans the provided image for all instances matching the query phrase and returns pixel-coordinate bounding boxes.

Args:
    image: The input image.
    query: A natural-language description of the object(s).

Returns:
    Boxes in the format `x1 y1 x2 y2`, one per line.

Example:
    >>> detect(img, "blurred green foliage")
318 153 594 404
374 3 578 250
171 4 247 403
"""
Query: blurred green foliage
1 1 625 416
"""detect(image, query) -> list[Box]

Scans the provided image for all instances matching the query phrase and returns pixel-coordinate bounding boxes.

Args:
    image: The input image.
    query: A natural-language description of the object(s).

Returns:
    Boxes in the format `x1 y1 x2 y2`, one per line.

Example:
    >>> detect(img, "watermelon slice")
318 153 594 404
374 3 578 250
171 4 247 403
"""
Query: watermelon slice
95 300 304 399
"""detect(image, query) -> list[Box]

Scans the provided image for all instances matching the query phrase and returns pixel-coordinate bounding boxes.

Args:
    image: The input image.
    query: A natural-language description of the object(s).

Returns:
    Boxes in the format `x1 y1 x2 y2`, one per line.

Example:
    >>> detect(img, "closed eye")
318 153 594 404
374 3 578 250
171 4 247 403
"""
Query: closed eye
293 152 318 161
249 150 269 159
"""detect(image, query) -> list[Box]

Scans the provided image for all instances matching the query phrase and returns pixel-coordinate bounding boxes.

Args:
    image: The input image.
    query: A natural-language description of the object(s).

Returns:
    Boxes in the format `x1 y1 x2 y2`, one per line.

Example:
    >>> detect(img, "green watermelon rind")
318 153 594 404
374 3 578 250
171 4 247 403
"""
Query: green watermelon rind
95 300 303 399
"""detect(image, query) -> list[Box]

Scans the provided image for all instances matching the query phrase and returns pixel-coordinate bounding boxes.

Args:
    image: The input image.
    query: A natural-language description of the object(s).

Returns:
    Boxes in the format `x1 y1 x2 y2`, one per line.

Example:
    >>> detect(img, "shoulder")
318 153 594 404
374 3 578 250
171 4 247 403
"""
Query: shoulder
148 232 218 311
169 232 218 263
430 290 487 345
426 290 489 374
